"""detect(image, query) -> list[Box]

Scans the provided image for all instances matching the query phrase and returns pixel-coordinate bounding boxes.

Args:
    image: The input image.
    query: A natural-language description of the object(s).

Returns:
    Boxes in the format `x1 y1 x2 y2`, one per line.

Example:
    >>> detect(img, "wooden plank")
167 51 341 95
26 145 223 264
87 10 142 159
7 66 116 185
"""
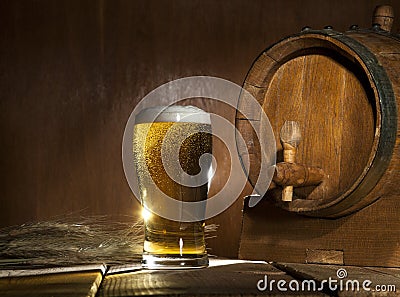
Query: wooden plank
0 270 104 297
239 196 400 267
98 261 327 296
365 267 400 279
275 263 400 296
306 249 344 265
245 53 277 87
237 83 267 120
0 264 107 278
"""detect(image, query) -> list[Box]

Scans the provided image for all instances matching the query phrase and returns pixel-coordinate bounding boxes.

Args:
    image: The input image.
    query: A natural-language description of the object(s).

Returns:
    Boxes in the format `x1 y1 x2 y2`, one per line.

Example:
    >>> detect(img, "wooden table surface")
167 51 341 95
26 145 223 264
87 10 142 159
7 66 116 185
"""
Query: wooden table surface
0 260 399 296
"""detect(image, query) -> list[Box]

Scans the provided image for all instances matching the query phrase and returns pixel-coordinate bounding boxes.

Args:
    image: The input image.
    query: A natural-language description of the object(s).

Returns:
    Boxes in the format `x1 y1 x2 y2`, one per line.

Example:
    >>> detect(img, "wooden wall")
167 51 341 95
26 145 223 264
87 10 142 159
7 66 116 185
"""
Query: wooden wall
1 0 399 258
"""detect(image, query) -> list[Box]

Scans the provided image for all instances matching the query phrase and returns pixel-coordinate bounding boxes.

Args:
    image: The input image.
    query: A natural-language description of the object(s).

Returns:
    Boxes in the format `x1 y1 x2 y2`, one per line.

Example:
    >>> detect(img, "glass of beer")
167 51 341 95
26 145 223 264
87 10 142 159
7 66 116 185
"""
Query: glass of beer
133 105 212 269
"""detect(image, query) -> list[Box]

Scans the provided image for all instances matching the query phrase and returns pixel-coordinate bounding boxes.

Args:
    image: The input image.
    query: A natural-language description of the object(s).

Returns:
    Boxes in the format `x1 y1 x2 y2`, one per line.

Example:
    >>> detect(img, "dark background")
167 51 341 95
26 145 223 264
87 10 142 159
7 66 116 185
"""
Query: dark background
1 0 399 258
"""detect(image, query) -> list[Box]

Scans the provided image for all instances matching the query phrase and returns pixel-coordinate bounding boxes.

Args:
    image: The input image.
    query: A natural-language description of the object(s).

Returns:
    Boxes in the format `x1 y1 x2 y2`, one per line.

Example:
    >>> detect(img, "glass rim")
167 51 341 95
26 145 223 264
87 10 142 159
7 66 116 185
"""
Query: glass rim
134 105 211 124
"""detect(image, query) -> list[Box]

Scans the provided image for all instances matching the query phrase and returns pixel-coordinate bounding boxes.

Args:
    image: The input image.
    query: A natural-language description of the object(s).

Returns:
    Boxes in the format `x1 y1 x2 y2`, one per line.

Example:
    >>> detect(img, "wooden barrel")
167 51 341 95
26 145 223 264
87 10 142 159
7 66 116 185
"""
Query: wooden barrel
236 25 400 218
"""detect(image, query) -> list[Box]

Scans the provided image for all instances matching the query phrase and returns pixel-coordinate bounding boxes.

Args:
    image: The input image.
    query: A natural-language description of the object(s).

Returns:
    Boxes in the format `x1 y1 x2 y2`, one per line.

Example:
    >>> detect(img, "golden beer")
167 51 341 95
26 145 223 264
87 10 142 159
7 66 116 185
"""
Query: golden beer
133 106 212 268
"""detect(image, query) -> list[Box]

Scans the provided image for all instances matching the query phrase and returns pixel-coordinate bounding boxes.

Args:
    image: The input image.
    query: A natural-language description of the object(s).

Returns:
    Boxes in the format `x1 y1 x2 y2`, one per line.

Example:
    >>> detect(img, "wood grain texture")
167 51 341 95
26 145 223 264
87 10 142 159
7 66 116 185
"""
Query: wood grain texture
0 271 103 297
305 249 344 265
239 195 400 267
239 35 380 214
273 163 324 187
1 0 400 260
373 5 395 32
2 262 400 296
275 263 400 296
98 262 327 296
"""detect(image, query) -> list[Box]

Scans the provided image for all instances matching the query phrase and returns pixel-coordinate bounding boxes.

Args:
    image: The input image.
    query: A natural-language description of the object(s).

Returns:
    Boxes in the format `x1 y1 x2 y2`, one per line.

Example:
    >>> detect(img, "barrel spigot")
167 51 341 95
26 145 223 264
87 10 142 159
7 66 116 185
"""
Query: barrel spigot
280 121 301 201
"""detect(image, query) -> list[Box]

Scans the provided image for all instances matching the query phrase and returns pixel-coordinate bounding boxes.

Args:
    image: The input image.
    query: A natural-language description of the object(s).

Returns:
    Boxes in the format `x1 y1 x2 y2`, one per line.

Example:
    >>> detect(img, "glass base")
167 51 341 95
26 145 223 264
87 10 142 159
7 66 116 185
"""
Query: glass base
142 253 209 269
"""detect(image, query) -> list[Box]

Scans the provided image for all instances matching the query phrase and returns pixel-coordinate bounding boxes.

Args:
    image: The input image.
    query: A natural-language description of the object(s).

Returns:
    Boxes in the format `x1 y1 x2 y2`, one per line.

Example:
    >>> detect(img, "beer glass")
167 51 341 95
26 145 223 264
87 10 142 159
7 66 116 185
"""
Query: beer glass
133 105 212 269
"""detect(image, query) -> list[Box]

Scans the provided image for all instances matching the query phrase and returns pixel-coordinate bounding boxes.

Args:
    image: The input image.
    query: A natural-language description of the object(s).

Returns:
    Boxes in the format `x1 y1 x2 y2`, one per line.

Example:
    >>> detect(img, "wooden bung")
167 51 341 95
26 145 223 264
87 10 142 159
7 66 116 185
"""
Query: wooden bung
372 5 394 32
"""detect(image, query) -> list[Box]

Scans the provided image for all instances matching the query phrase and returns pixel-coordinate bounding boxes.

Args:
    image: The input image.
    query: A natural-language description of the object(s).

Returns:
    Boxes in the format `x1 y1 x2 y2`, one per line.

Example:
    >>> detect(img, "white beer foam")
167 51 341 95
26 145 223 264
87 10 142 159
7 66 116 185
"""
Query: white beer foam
135 105 211 124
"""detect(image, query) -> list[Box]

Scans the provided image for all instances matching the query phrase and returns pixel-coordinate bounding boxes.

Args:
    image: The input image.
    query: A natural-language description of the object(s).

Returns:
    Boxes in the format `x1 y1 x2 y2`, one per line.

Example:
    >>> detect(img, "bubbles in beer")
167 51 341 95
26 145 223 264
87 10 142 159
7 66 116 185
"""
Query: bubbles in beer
133 106 212 262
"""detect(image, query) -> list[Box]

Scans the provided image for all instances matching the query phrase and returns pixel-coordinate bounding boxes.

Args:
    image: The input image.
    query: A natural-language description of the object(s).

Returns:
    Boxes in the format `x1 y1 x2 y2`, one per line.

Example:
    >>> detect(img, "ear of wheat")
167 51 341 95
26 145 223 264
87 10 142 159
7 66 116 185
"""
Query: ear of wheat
0 215 217 269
